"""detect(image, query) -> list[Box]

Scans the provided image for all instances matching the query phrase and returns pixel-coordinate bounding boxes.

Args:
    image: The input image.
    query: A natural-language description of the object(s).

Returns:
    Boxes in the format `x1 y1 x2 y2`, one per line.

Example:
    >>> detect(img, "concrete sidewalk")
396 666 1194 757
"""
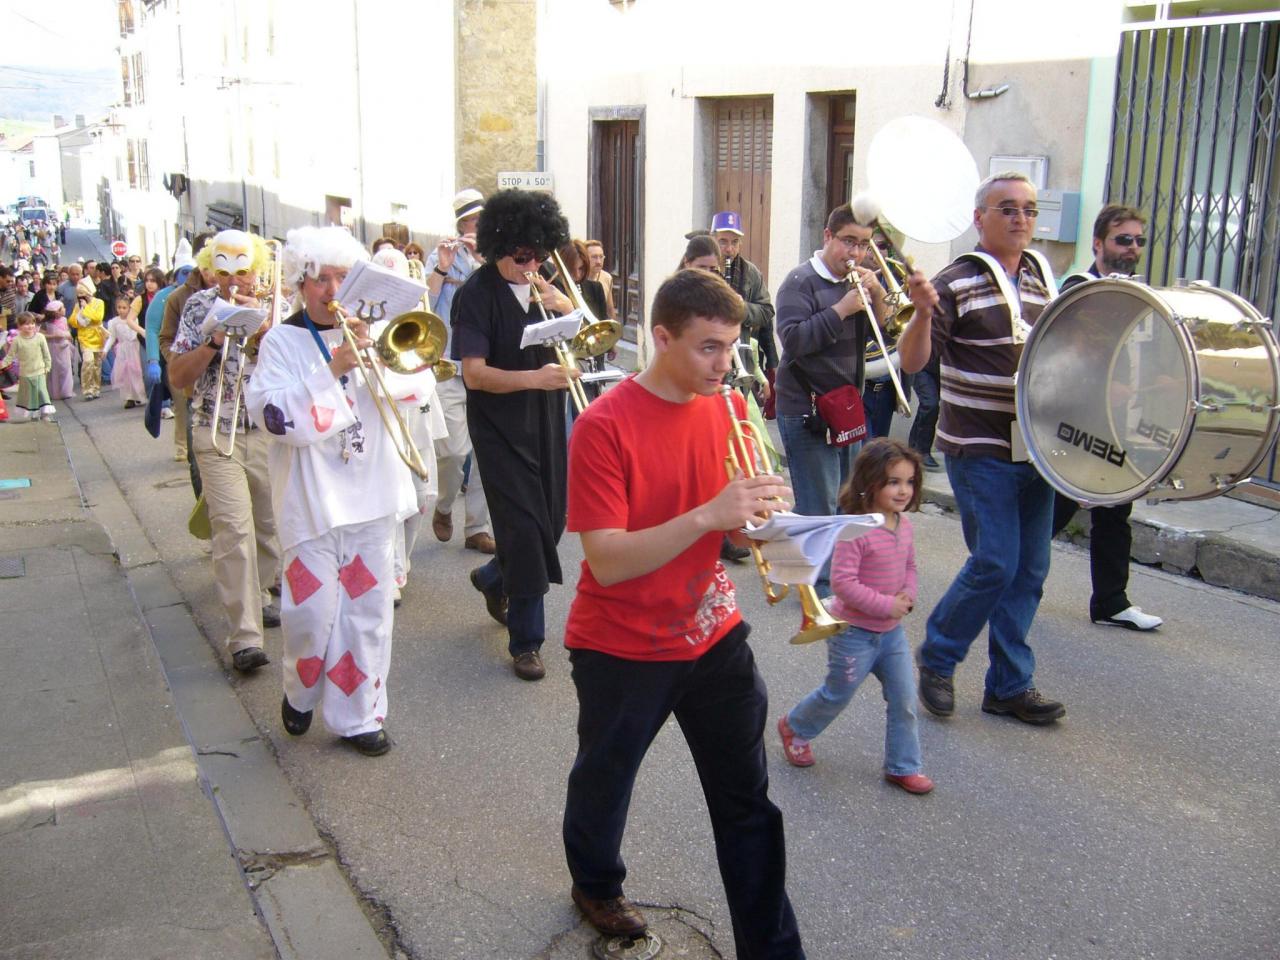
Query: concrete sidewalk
0 415 391 959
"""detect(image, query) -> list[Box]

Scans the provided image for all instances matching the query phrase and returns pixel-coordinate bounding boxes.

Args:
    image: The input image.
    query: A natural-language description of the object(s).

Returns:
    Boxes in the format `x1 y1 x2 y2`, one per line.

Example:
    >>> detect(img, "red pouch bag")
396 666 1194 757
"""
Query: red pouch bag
814 384 868 447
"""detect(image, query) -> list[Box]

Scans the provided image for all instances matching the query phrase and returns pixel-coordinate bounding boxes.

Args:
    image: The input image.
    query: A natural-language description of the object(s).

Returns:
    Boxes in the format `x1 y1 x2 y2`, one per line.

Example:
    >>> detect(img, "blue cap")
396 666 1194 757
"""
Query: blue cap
174 264 194 284
710 211 744 235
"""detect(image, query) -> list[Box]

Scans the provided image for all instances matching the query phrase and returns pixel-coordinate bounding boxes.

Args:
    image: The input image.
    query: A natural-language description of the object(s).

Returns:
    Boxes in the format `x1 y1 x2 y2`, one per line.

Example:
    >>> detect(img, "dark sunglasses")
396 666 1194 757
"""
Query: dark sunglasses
511 250 547 266
1113 234 1147 248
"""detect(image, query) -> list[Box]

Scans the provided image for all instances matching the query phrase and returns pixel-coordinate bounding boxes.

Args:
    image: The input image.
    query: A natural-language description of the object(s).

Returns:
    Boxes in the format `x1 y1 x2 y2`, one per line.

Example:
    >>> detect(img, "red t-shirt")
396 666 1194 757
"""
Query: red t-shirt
565 376 744 661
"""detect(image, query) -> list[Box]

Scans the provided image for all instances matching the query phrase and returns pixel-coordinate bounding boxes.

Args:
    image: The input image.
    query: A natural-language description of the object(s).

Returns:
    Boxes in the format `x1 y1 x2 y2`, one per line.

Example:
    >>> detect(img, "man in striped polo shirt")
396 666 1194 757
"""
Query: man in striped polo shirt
897 172 1067 726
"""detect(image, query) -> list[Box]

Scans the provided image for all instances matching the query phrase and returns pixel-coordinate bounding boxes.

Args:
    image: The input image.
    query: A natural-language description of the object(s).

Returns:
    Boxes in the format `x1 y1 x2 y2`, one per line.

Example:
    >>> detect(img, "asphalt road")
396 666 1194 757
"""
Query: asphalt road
63 306 1280 959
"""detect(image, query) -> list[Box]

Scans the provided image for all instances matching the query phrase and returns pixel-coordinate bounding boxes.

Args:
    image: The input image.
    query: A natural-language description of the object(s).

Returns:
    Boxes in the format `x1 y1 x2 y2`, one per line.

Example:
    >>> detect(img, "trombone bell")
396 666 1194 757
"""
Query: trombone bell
375 310 449 375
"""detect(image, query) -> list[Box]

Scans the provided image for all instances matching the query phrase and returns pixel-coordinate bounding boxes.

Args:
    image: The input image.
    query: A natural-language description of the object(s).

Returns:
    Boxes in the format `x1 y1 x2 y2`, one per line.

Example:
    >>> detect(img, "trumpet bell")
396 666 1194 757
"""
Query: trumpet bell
790 587 847 645
432 358 457 383
376 310 449 375
571 320 622 359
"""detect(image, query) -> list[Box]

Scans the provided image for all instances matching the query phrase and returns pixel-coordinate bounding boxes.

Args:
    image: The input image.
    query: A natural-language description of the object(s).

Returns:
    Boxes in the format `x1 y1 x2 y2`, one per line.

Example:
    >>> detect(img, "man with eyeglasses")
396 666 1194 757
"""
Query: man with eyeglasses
897 171 1068 727
1049 204 1163 633
169 229 281 675
451 189 576 682
776 202 935 594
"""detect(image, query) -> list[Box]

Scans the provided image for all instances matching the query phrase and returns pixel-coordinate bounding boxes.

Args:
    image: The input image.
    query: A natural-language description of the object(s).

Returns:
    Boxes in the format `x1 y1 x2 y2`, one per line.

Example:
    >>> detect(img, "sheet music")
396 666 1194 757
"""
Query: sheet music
520 310 584 349
335 259 428 323
199 298 269 338
743 511 884 586
579 365 627 383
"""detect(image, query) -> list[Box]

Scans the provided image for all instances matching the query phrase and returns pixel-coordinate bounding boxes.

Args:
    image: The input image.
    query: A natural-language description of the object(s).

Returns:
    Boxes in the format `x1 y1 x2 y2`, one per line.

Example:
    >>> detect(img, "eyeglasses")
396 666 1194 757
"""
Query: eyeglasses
834 235 872 251
985 205 1040 219
215 269 253 278
511 250 546 266
1112 233 1147 248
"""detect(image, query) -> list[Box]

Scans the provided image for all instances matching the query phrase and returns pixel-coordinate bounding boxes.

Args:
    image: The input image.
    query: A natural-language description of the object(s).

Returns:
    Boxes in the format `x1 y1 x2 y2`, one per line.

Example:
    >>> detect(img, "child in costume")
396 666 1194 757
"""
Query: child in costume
0 312 56 421
103 293 148 407
70 280 106 400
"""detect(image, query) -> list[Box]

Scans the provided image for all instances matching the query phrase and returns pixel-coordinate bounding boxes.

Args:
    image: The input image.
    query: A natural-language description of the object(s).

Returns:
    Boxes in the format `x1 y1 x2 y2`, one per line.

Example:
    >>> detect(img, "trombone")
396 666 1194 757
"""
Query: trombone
846 261 911 417
328 301 446 481
210 239 282 457
549 249 622 362
526 272 590 414
720 385 847 645
406 256 457 383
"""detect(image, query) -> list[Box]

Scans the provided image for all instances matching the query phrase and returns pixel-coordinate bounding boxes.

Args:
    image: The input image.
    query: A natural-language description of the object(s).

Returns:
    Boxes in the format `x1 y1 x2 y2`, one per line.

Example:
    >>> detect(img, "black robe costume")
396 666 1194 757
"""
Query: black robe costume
451 262 567 598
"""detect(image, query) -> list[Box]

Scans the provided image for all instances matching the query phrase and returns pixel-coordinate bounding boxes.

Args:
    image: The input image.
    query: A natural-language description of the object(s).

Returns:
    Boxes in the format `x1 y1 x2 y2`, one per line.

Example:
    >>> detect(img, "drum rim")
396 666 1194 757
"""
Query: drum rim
1016 277 1199 507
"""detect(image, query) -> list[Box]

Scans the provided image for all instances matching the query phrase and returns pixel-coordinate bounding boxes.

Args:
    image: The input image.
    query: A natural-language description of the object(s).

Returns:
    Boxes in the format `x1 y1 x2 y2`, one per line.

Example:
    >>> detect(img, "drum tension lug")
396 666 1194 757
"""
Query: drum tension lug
1193 400 1222 413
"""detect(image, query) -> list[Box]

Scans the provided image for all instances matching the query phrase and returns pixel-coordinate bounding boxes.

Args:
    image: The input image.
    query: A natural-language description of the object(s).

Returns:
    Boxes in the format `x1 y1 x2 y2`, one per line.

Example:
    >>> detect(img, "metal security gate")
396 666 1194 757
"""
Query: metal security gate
1107 15 1280 483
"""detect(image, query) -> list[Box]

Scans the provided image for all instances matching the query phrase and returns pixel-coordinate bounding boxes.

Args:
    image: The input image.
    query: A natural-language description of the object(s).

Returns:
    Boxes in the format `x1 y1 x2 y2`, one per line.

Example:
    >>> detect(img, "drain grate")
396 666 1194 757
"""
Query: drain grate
0 556 27 579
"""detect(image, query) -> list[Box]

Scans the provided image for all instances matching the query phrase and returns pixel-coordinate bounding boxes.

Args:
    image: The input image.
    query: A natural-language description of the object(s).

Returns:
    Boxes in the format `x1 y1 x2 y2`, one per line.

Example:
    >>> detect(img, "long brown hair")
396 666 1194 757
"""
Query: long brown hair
839 438 924 514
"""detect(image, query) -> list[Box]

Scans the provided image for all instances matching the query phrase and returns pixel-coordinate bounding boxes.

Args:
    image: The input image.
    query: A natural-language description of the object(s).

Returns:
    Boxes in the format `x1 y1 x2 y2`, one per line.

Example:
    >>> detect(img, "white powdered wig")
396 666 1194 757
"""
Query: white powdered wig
282 226 369 288
371 246 409 277
850 191 882 227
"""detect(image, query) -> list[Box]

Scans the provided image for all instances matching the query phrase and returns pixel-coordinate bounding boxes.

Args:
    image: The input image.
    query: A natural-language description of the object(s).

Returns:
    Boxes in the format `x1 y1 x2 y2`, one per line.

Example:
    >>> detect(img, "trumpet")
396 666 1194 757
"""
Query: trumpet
846 261 911 417
210 240 282 457
328 301 446 481
549 249 622 362
720 385 847 645
526 271 589 414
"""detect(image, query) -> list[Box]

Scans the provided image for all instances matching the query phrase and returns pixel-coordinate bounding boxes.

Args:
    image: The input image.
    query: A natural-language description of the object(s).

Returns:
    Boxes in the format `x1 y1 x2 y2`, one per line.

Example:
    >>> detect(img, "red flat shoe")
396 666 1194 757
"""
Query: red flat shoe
885 772 934 794
777 715 814 767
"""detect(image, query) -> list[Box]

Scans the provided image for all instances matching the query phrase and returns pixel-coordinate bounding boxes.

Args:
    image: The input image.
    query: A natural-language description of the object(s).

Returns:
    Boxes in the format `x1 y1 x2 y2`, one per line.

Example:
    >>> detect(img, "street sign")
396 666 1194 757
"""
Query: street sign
110 240 128 258
497 171 554 193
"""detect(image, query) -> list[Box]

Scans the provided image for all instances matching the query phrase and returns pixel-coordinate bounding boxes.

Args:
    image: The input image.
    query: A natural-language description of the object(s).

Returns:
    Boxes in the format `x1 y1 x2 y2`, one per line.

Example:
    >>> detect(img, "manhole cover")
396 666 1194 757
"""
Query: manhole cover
591 932 662 959
0 556 27 579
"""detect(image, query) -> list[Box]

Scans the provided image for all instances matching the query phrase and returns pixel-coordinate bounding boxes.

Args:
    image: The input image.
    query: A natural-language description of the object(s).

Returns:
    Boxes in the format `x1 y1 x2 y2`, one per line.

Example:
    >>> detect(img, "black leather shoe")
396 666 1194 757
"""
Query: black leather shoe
232 647 270 673
261 601 281 628
281 696 312 736
982 687 1066 725
344 729 392 756
470 567 508 626
571 885 648 939
916 650 954 718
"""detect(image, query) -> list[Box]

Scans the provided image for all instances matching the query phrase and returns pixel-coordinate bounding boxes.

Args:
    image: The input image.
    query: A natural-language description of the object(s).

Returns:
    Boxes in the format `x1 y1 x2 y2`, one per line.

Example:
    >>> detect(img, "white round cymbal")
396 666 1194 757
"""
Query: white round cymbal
866 116 979 244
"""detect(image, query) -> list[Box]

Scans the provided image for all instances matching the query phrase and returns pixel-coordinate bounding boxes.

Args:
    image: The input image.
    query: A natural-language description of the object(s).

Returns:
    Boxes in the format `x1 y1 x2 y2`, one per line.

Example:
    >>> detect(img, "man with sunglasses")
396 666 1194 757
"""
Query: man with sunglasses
451 189 576 681
169 229 281 675
776 202 936 594
1049 204 1163 633
898 171 1067 727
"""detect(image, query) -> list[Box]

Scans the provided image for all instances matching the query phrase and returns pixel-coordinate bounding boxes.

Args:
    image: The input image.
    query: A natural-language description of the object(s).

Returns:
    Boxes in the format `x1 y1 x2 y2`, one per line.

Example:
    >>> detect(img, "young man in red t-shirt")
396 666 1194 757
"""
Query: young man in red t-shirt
562 269 807 959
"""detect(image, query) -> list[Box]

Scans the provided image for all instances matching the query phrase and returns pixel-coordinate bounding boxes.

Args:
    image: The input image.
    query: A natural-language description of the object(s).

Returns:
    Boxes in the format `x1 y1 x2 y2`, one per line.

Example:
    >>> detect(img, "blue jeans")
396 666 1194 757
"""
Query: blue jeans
908 369 940 457
786 623 922 775
861 377 896 440
778 414 858 593
919 455 1053 700
474 556 544 656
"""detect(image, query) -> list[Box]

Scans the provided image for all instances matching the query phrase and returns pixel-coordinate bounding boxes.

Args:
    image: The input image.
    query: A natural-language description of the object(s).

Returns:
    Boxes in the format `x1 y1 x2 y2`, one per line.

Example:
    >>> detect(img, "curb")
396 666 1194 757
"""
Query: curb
58 404 394 959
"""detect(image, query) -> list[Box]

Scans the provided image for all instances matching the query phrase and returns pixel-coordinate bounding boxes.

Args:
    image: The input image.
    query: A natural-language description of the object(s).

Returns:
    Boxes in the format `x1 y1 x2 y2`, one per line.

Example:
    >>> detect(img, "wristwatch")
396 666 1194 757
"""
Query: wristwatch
433 266 449 277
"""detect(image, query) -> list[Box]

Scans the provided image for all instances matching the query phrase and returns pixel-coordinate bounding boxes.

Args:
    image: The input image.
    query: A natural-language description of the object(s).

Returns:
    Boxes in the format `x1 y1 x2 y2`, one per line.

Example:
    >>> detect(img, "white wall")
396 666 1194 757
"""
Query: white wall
541 0 1127 326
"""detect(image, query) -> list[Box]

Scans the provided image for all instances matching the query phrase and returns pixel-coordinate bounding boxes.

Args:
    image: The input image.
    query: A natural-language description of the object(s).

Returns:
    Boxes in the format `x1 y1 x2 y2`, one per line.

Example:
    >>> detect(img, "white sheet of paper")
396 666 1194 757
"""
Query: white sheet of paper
520 310 584 349
200 298 269 338
579 365 627 384
744 511 885 586
335 259 428 324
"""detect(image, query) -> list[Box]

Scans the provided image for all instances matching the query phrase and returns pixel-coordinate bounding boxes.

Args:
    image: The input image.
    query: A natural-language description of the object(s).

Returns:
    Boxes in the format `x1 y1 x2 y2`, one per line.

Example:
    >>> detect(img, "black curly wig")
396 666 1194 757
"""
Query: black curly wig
475 189 571 262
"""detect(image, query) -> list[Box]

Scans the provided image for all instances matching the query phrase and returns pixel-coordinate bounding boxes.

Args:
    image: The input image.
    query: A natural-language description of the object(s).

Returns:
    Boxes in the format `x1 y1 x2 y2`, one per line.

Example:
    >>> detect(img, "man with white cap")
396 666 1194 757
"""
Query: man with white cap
425 188 495 556
169 229 281 674
246 227 435 756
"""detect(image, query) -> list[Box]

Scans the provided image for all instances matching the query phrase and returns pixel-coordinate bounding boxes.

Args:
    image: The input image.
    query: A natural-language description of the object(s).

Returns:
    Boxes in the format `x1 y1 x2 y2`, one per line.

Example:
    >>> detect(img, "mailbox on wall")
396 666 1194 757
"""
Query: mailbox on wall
1035 189 1081 243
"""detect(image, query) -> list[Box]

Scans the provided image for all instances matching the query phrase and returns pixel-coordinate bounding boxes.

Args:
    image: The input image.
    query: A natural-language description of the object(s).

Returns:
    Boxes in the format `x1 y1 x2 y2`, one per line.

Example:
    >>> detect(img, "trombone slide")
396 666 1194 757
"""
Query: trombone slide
526 271 589 413
846 266 910 416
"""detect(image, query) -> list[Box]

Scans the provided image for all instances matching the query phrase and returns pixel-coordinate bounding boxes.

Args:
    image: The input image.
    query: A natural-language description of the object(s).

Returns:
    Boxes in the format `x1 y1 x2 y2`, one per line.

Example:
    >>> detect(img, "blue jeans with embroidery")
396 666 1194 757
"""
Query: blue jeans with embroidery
785 622 921 775
918 455 1052 700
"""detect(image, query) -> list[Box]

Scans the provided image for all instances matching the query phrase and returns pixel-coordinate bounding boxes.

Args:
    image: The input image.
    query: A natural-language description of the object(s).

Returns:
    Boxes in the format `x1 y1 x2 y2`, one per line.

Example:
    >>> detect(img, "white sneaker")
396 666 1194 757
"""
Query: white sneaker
1094 605 1163 631
160 407 175 419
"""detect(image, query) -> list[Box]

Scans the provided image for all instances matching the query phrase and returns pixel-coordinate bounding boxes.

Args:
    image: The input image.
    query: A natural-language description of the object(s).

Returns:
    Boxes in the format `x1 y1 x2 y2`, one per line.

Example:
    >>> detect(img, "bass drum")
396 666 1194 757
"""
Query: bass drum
1016 277 1280 506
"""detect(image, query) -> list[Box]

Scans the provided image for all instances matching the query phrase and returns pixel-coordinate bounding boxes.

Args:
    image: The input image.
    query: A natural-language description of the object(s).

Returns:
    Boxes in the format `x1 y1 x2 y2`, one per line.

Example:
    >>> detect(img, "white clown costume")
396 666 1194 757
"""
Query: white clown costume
370 246 449 593
244 228 433 740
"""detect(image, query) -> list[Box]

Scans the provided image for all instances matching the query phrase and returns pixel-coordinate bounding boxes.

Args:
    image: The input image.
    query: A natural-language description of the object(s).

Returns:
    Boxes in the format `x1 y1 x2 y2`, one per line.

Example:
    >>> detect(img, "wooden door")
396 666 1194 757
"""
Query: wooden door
713 98 773 283
590 118 644 341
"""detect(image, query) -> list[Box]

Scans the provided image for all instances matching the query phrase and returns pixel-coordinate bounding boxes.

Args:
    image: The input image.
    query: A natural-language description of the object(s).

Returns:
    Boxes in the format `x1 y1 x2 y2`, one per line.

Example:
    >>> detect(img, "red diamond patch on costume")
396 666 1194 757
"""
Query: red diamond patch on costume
286 557 323 605
338 554 377 599
296 656 324 688
311 404 335 432
327 651 368 697
374 677 381 690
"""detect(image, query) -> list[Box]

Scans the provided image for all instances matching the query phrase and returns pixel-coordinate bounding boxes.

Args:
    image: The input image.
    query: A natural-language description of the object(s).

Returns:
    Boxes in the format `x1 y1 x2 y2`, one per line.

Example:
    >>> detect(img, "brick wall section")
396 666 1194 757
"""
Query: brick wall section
456 0 538 194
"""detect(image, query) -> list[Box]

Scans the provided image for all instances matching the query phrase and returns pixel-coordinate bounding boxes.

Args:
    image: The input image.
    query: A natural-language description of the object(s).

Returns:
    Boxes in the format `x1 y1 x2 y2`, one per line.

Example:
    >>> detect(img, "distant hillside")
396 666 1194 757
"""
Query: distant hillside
0 66 116 122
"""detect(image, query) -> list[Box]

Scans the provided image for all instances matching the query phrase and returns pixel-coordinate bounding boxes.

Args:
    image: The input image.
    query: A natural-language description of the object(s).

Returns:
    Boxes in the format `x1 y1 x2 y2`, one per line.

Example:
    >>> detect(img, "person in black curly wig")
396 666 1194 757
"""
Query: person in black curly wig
474 188 571 263
451 189 580 683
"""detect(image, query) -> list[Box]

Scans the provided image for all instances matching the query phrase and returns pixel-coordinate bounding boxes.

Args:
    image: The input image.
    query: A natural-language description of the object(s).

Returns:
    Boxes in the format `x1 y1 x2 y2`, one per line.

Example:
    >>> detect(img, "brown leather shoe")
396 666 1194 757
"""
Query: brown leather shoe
571 885 647 938
512 651 545 681
464 531 496 554
432 510 453 542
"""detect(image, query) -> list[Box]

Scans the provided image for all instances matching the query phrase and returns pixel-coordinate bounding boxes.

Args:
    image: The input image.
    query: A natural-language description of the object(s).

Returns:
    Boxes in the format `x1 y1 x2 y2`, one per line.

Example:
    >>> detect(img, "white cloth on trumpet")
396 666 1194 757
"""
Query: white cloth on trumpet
244 320 428 553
